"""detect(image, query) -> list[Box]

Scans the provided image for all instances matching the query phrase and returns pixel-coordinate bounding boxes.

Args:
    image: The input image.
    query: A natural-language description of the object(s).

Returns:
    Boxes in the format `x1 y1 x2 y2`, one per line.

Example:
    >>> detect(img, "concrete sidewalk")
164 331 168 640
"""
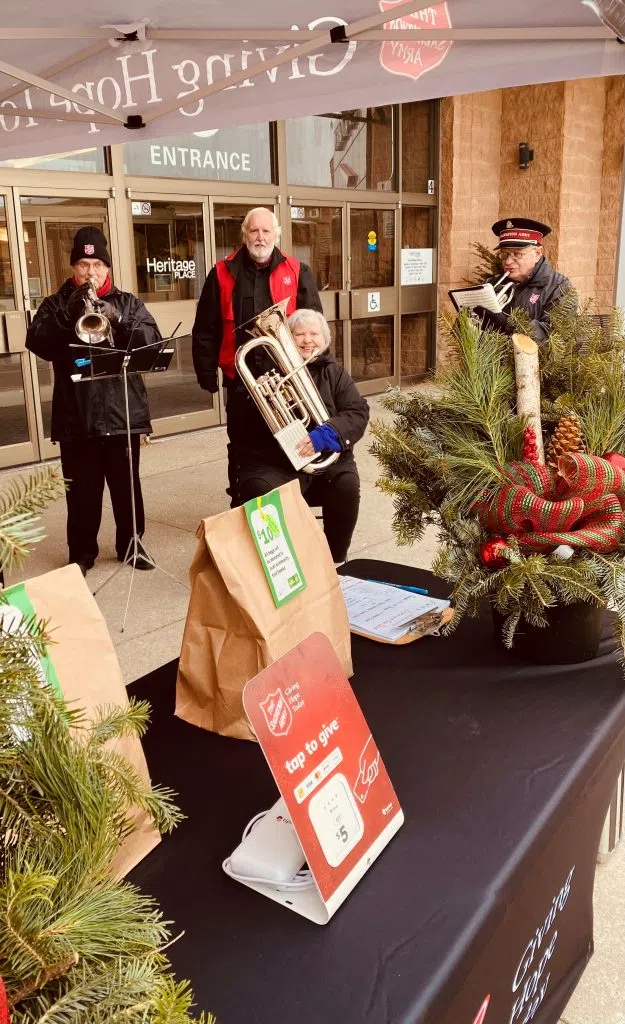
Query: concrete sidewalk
1 393 623 1024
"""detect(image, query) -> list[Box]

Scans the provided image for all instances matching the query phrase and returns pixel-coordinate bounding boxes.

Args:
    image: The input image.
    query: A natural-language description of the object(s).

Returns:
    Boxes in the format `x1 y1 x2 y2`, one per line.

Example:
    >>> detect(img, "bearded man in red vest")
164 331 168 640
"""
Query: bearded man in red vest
192 206 322 506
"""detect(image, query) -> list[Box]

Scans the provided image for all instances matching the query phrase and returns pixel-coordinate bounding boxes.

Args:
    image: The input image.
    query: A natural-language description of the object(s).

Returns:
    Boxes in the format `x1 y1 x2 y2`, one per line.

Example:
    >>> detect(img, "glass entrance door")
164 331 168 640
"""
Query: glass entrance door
20 196 109 310
290 204 346 364
347 204 398 391
129 193 216 437
15 194 113 460
286 200 401 389
0 190 38 468
400 205 437 381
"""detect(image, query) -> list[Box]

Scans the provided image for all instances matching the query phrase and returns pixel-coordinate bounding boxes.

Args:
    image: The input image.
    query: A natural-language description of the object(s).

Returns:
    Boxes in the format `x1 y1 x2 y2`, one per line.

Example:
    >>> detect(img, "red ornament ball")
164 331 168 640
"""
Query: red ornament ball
480 538 511 569
602 451 625 474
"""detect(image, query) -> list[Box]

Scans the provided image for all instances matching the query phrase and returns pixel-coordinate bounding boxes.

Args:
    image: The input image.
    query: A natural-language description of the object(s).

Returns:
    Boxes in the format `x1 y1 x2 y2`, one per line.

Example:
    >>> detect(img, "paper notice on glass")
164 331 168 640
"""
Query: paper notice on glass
401 248 433 286
448 282 503 314
339 576 450 642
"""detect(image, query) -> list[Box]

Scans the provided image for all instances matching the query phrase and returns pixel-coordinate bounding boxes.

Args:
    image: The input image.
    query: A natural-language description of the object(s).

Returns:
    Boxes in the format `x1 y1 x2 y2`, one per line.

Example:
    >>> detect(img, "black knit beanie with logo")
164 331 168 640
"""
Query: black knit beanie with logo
70 226 111 267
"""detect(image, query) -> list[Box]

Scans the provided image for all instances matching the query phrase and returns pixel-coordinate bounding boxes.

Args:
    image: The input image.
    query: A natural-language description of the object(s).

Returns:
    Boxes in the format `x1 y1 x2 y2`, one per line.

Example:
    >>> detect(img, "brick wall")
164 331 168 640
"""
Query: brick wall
402 100 432 193
558 79 607 297
438 90 503 314
595 77 625 311
498 83 566 266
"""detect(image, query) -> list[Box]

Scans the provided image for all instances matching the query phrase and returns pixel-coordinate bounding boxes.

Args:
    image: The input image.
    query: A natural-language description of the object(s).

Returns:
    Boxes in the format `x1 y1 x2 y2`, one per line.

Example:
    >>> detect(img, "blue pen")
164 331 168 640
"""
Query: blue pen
367 579 429 596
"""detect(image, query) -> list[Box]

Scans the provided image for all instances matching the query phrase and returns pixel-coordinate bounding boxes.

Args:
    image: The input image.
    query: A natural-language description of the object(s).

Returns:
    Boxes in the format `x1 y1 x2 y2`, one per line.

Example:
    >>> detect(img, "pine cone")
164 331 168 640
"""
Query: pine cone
546 414 583 468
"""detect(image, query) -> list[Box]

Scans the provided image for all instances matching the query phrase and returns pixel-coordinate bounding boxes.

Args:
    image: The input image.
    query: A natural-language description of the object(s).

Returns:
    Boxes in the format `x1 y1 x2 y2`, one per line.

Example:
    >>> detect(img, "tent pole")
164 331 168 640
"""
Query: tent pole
0 57 123 123
0 25 615 43
0 41 110 105
2 107 120 123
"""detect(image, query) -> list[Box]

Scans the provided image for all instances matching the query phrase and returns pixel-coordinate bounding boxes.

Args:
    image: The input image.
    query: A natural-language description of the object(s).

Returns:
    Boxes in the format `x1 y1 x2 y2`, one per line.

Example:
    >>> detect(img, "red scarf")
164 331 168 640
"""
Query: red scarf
72 275 112 297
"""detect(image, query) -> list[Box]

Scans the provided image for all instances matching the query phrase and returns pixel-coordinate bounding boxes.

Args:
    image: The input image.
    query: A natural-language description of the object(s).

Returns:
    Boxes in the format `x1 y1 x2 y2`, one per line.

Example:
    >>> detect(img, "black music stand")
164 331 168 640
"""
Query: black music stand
70 337 188 632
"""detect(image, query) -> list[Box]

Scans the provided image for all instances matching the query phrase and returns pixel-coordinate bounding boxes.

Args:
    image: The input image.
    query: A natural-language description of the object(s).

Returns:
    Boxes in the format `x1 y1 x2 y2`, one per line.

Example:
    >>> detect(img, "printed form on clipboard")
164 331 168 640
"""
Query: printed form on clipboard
339 576 451 644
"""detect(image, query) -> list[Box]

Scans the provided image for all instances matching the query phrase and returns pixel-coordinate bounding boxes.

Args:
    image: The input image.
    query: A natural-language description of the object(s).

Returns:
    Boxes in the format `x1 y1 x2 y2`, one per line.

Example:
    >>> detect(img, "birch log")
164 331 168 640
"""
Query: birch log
512 333 545 464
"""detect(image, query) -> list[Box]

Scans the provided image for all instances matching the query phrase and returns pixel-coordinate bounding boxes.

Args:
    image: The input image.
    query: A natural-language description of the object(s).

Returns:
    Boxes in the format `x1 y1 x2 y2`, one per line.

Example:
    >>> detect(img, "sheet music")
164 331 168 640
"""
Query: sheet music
448 283 504 314
339 576 449 642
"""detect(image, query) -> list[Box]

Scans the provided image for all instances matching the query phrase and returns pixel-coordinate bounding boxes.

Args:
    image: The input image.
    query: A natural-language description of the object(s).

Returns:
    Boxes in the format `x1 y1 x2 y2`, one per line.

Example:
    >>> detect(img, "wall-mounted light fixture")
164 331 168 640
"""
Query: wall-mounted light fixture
519 142 534 170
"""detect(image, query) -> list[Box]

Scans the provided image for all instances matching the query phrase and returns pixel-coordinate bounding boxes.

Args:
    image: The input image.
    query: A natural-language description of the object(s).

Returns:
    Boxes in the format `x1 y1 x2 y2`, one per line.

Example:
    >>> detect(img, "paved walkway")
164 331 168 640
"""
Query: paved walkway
1 393 623 1024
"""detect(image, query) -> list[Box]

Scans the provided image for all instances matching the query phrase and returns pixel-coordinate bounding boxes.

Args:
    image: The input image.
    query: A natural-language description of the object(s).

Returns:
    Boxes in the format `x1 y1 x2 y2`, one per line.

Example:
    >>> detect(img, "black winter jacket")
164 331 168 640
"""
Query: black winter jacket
192 246 322 389
26 279 160 442
231 349 370 471
488 256 572 342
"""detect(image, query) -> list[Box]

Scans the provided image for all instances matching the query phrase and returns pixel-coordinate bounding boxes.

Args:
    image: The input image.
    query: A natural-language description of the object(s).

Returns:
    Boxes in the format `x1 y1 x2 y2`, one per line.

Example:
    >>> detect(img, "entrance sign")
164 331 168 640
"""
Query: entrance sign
123 125 272 183
241 632 404 924
401 247 433 286
367 291 381 312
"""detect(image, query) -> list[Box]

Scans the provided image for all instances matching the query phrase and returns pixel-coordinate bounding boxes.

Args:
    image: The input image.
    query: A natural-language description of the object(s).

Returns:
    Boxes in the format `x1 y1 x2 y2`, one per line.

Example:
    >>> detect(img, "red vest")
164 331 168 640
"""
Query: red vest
215 250 301 379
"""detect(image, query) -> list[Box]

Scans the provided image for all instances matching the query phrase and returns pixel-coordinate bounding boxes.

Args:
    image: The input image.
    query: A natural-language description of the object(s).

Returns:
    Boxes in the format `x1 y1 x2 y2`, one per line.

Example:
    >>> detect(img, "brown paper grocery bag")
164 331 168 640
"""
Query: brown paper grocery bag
176 480 352 741
3 563 160 877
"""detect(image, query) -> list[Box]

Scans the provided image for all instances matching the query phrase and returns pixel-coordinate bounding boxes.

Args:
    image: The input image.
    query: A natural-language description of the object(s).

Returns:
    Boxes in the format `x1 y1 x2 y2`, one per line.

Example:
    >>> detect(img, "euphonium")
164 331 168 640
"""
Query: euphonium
235 300 340 474
493 271 514 311
75 278 114 346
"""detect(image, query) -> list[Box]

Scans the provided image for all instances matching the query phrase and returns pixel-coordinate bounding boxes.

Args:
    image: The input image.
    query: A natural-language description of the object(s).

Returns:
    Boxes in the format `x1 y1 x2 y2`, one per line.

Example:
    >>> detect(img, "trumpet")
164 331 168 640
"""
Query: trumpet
493 271 515 311
235 300 340 474
75 278 114 346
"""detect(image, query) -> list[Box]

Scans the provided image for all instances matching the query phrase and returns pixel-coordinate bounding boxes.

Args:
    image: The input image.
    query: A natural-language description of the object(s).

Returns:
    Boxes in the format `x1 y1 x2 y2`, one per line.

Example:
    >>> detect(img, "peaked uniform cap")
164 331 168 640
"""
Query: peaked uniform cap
492 218 552 249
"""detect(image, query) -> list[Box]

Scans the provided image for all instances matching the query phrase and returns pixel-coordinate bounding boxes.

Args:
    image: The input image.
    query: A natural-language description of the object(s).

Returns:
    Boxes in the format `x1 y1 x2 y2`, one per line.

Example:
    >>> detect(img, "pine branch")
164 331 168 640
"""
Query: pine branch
0 467 66 574
465 242 504 285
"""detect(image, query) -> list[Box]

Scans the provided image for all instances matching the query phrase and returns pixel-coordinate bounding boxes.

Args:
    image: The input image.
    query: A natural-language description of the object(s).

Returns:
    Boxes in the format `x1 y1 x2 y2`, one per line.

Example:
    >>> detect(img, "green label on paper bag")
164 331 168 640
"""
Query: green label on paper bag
245 490 307 607
1 582 62 698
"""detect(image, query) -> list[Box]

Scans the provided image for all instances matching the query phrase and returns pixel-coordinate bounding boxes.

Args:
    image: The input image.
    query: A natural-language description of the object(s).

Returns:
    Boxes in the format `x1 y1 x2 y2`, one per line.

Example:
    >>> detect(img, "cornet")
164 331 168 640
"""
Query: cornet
75 278 114 346
493 271 515 311
235 300 340 474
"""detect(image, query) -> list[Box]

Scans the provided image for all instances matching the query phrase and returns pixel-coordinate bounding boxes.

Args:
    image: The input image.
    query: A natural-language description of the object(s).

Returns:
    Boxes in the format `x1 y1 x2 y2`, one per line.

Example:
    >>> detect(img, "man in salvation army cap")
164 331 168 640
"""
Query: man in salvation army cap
474 217 573 342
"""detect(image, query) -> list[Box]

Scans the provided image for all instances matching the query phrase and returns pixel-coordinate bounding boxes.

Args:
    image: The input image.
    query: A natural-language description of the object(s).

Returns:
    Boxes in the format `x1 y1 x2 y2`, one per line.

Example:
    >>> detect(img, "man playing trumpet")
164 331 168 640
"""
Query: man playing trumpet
474 217 572 342
26 226 161 576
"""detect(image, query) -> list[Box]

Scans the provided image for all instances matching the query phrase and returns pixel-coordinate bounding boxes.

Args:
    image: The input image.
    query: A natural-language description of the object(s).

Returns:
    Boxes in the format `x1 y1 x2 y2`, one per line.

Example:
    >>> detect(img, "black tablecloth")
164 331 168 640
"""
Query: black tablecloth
129 559 625 1024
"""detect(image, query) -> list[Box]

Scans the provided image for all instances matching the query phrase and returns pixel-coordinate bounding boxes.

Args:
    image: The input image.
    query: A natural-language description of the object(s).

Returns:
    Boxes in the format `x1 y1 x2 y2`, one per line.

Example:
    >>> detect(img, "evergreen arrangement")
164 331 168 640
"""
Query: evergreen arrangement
466 241 504 285
0 466 214 1023
371 298 625 654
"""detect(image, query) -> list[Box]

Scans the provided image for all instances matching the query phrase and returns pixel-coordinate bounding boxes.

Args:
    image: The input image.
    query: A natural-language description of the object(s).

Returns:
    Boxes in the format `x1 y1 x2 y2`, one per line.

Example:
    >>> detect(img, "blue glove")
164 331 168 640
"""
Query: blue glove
308 423 342 453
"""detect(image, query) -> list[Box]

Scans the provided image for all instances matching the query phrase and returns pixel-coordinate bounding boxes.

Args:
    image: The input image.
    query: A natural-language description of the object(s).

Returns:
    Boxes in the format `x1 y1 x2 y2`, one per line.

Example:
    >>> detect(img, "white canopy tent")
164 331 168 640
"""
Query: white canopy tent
0 0 624 160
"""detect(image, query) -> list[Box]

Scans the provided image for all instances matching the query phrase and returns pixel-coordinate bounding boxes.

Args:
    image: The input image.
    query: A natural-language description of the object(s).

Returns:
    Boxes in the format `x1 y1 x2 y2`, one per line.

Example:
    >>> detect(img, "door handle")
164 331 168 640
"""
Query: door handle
338 291 350 320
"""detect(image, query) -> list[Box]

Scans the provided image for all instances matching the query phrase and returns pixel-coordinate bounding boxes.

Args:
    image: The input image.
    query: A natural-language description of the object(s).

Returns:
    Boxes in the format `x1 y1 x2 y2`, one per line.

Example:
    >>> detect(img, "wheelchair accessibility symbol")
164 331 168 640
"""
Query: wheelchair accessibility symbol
367 292 380 313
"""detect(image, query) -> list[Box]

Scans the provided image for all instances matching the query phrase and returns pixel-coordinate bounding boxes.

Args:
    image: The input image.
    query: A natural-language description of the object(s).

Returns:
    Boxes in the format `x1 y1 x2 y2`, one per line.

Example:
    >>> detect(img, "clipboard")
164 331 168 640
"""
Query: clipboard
349 606 454 645
339 575 453 645
448 282 502 314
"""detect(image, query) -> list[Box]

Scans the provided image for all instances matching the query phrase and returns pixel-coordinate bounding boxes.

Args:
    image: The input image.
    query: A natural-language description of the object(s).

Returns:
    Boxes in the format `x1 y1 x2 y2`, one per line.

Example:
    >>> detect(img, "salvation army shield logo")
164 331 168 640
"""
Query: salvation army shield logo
84 243 95 255
259 688 293 737
379 1 453 81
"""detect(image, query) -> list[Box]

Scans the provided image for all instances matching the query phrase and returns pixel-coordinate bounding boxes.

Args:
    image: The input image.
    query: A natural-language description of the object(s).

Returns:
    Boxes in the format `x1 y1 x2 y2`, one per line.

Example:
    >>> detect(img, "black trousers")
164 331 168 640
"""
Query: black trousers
59 434 144 567
223 385 241 507
237 459 360 563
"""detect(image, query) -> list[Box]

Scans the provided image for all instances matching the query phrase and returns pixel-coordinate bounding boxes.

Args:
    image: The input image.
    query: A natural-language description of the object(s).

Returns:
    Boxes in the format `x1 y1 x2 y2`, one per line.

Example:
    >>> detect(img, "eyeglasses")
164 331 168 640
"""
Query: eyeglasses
500 249 537 263
74 260 107 271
